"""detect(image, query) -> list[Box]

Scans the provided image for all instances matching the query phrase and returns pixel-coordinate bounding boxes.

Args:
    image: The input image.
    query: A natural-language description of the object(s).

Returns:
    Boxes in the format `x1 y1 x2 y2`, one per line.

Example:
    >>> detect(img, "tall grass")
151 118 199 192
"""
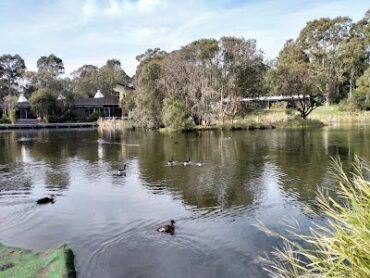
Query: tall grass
260 156 370 277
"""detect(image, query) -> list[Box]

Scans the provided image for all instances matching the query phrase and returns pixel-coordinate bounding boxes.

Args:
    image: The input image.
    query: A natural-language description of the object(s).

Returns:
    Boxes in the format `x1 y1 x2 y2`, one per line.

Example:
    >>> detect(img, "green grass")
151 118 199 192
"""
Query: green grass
310 105 370 124
259 156 370 277
274 118 324 128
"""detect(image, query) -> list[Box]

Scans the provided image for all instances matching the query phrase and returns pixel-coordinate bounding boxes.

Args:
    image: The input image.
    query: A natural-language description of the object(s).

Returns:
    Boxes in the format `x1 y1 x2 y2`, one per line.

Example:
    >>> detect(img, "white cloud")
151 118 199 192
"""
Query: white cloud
82 0 98 19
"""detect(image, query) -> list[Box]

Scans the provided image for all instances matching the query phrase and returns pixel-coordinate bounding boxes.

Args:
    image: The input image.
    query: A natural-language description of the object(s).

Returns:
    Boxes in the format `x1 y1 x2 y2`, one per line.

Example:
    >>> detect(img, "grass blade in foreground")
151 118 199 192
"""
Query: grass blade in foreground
259 156 370 278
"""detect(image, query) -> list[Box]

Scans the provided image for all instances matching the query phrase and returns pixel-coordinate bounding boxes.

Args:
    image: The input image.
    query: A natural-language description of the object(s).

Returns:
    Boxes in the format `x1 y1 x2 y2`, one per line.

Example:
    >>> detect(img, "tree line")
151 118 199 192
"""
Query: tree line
0 9 369 126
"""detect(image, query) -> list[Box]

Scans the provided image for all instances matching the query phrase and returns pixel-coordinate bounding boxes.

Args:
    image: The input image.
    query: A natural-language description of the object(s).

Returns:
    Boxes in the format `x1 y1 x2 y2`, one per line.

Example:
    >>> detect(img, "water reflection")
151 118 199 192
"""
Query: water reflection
0 126 369 278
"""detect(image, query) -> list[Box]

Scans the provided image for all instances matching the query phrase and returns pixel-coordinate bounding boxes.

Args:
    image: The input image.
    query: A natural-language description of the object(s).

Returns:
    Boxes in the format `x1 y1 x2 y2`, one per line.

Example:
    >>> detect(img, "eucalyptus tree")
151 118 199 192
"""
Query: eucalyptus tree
276 63 319 119
0 54 26 99
216 37 266 123
340 9 370 98
37 54 65 77
98 59 131 96
72 65 99 98
133 56 165 128
297 17 353 104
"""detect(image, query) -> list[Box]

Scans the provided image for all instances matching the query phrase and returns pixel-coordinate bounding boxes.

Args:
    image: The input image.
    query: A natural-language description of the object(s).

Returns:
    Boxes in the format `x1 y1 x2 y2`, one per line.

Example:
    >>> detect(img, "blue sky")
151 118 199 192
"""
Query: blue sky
0 0 368 76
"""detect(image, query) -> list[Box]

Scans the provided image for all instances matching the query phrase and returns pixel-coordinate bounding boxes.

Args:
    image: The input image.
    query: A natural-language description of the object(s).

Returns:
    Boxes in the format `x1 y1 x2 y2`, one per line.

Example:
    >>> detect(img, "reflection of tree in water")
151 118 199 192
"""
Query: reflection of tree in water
137 131 269 212
0 132 18 166
269 127 370 213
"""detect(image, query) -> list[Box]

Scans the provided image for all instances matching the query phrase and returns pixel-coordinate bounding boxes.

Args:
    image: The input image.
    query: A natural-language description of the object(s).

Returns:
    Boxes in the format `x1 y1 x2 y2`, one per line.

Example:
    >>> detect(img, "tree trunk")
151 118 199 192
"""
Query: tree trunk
348 70 354 99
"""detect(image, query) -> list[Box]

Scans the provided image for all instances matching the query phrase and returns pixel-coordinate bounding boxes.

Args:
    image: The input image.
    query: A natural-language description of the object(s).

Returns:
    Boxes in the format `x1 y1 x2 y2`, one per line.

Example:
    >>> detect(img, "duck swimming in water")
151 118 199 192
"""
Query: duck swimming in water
196 161 204 167
156 220 175 233
183 158 191 166
36 194 55 205
167 157 175 166
113 164 127 176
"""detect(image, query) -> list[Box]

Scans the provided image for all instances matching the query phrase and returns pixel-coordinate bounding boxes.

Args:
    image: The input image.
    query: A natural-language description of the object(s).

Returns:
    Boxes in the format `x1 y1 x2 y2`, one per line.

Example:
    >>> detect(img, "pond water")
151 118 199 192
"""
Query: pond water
0 126 369 277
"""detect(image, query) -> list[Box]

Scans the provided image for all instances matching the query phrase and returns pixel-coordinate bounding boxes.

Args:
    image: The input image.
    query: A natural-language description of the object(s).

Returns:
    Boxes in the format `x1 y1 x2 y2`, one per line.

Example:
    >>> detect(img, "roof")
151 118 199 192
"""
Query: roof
18 93 28 103
94 90 104 98
0 102 29 109
73 96 119 107
113 83 135 94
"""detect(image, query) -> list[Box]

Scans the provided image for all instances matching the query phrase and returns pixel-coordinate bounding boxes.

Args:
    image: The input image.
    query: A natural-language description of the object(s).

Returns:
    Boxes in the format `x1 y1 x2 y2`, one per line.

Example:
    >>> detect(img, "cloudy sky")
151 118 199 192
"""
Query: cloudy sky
0 0 368 76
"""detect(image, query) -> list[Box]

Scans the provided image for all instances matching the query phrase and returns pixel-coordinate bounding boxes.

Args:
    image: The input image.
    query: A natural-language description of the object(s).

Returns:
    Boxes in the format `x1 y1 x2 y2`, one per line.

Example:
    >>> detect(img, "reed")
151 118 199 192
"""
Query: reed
259 156 370 277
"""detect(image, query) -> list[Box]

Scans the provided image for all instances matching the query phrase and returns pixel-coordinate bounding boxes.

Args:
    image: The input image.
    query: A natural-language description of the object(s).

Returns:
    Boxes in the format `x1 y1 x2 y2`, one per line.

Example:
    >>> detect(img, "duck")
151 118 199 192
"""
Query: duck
36 194 55 205
167 157 175 166
113 164 127 176
183 158 191 166
156 220 175 233
196 161 204 167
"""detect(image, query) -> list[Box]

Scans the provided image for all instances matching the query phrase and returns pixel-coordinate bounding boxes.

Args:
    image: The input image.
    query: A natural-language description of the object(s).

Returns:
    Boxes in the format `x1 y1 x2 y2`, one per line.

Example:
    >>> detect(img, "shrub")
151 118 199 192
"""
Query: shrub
0 114 10 124
260 156 370 277
88 111 101 122
338 99 358 112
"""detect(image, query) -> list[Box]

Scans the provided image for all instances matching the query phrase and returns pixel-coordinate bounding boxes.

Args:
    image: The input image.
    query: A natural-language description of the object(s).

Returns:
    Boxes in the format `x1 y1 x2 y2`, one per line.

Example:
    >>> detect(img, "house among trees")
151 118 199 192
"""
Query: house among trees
73 90 121 119
0 84 135 123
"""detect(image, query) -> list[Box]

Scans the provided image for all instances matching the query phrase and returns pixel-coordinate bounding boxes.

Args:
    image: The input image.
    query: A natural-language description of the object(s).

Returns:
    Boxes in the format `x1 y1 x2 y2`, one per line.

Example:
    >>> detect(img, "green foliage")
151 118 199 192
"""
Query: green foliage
29 88 57 122
260 156 370 277
0 113 10 124
88 110 101 122
338 99 358 112
98 59 131 96
352 67 370 110
37 54 64 77
3 95 18 124
133 58 164 128
72 65 99 98
162 96 186 129
0 54 26 99
276 63 318 118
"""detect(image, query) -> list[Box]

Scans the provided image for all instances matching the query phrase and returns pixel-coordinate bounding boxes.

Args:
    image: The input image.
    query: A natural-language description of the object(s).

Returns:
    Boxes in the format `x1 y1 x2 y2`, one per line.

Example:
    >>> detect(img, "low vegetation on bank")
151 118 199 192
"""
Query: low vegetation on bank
260 156 370 277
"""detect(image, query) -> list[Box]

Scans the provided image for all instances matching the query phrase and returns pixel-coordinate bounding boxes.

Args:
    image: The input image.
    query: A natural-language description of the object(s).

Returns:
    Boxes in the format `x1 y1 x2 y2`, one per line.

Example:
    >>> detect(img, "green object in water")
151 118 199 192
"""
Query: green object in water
0 243 76 278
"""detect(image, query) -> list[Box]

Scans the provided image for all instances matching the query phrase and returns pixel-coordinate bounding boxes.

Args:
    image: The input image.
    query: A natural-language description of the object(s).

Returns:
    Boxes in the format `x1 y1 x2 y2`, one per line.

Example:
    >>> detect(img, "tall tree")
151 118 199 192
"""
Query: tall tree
29 88 57 122
0 54 26 98
37 54 64 77
297 17 353 104
276 63 319 119
133 57 164 128
72 65 99 98
98 59 131 96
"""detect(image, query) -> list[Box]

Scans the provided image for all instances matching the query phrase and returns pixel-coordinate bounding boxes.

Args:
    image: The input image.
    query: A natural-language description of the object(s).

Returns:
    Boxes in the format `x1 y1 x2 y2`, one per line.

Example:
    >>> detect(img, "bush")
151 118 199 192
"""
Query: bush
88 111 101 122
0 114 11 124
285 108 295 115
353 90 370 111
260 156 370 277
338 99 358 112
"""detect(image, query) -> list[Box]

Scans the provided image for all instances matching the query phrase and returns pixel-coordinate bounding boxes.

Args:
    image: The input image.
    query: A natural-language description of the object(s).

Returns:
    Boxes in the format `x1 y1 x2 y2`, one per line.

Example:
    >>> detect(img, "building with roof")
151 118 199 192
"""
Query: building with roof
0 85 135 123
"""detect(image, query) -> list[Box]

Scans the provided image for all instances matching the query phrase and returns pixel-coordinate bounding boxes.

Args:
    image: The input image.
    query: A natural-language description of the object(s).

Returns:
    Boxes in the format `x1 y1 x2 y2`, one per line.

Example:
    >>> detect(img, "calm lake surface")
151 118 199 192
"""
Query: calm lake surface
0 126 369 277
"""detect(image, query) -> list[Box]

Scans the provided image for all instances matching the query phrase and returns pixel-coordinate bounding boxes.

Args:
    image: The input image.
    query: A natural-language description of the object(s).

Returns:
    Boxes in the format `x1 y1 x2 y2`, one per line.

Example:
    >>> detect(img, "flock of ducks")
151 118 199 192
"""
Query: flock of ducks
167 157 204 167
